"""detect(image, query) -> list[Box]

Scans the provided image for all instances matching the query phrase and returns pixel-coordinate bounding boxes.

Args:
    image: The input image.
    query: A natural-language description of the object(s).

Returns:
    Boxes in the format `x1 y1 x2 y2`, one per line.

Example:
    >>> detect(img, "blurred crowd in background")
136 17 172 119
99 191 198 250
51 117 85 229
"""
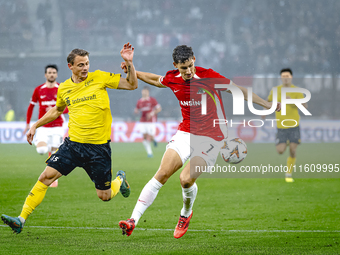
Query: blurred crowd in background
0 0 339 120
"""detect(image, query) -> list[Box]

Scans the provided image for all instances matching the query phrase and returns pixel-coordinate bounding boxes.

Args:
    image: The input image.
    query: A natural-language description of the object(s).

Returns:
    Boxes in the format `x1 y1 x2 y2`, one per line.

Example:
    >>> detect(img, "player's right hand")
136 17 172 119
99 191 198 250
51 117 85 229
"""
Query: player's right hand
26 126 36 145
121 62 127 73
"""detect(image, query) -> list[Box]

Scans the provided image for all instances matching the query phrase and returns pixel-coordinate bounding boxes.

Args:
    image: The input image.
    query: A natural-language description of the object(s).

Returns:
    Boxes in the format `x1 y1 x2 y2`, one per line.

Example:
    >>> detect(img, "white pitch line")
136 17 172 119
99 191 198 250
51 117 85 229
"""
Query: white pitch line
1 225 339 233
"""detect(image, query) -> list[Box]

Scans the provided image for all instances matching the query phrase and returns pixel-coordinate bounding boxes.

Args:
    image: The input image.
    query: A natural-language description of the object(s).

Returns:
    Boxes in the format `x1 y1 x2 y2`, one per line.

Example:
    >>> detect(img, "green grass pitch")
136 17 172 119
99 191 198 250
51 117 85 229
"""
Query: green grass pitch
0 142 339 254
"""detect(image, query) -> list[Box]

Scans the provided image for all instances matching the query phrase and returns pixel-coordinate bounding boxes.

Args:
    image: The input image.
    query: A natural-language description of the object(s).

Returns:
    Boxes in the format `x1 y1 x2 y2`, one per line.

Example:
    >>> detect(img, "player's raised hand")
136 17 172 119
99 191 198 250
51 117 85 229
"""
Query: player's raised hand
26 126 37 145
120 42 134 62
121 61 128 73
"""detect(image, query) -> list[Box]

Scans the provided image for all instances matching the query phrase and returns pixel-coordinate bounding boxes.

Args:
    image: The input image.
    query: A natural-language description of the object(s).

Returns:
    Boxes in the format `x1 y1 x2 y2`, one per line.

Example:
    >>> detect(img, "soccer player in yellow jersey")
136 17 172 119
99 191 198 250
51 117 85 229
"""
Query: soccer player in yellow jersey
267 68 308 182
1 43 138 234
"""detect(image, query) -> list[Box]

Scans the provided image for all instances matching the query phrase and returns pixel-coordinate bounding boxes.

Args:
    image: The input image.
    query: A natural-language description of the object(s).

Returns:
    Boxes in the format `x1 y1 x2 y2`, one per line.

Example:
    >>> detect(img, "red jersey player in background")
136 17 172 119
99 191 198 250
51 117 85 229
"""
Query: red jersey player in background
119 45 281 238
135 86 162 158
23 64 68 187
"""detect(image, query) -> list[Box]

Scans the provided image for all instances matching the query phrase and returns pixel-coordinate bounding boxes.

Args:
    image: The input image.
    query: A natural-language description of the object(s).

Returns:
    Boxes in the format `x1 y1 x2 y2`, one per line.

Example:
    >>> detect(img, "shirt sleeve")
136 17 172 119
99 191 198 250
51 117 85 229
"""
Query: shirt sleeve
26 88 39 123
56 85 66 109
159 70 174 87
159 76 167 87
295 92 305 99
136 100 141 109
96 70 121 89
151 97 159 108
267 89 273 102
31 87 39 104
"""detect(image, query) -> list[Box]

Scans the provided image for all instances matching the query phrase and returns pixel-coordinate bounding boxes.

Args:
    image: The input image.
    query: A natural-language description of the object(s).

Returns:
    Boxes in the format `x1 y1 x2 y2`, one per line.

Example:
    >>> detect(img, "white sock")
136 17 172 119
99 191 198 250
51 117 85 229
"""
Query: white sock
131 177 163 225
180 183 198 217
18 216 25 226
142 140 153 155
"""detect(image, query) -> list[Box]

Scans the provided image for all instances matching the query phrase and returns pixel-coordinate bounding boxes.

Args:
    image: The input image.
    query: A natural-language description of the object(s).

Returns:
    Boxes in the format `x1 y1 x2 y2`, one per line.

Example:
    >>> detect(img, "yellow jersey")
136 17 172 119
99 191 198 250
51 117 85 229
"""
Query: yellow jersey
56 70 121 144
267 84 304 129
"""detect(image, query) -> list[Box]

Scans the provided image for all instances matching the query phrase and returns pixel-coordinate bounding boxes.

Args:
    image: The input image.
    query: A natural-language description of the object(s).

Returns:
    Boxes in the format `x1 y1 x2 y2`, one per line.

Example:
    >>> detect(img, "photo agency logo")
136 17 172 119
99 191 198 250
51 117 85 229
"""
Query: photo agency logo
200 84 312 127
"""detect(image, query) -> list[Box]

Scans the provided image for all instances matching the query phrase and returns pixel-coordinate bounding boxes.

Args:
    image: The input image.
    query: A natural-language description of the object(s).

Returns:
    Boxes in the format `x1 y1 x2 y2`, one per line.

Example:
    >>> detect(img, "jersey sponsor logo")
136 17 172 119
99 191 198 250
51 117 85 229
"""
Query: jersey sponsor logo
180 99 202 106
41 100 56 106
140 106 151 111
70 94 97 105
85 79 94 87
65 97 71 106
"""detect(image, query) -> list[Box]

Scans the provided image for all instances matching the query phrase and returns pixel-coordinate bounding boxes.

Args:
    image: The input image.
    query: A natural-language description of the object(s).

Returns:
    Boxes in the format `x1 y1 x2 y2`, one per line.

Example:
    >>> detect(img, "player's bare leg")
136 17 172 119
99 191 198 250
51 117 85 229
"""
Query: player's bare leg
119 149 182 236
276 143 287 155
276 143 292 182
142 133 153 157
174 156 204 239
150 135 157 147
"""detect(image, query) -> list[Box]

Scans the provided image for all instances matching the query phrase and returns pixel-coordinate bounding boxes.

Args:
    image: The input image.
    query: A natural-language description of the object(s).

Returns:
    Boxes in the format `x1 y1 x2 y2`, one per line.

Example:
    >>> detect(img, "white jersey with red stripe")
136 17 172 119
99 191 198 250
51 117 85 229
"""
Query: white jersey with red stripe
160 66 231 141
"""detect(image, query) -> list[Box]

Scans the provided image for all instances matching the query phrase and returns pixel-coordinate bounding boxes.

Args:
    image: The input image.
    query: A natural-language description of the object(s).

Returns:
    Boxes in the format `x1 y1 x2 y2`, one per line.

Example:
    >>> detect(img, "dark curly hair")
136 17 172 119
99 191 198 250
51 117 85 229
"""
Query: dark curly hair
172 45 194 64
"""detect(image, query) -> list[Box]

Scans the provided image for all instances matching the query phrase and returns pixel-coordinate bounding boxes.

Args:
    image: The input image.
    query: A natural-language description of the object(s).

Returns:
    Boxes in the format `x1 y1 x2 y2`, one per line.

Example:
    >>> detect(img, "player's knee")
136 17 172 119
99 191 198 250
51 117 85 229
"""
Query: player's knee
100 196 111 202
155 168 173 184
36 146 49 155
276 146 285 154
179 172 193 188
97 190 112 201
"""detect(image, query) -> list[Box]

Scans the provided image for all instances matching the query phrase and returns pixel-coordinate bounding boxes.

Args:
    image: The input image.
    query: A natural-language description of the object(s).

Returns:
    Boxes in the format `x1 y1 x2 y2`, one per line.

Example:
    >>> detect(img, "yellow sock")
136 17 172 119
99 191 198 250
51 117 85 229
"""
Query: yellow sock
20 180 48 220
110 177 122 199
286 156 296 176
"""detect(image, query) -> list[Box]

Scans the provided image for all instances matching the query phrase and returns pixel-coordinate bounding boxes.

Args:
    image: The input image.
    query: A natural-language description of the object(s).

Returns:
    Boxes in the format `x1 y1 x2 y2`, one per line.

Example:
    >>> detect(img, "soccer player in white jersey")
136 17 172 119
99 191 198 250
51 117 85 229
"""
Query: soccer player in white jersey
135 86 162 157
119 45 281 238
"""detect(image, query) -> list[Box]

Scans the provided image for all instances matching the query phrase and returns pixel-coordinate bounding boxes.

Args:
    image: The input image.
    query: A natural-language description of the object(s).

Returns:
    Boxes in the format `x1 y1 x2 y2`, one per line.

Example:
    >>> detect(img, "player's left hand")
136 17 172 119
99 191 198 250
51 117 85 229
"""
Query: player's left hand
120 42 134 62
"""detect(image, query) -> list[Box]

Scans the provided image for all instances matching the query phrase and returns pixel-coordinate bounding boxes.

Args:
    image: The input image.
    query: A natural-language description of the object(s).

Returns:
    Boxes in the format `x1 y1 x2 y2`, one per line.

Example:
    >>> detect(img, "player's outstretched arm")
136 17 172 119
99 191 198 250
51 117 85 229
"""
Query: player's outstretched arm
121 62 166 88
117 43 138 90
26 105 65 145
137 71 167 88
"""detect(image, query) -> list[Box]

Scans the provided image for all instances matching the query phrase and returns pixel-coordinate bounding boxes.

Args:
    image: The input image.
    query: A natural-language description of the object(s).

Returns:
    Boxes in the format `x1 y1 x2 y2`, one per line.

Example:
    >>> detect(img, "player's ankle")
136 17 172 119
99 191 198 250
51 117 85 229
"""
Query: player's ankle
18 216 25 225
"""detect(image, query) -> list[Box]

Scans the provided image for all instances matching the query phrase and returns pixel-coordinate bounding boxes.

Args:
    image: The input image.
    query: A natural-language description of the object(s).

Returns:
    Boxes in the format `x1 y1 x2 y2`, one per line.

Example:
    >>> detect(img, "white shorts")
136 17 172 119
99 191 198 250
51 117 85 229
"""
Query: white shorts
139 122 156 136
34 127 64 148
166 131 225 167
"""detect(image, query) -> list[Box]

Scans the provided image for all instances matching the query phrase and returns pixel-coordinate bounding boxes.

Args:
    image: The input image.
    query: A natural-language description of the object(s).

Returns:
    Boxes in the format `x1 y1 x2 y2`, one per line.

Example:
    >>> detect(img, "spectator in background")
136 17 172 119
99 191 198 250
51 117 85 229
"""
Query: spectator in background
4 104 15 122
36 0 53 45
